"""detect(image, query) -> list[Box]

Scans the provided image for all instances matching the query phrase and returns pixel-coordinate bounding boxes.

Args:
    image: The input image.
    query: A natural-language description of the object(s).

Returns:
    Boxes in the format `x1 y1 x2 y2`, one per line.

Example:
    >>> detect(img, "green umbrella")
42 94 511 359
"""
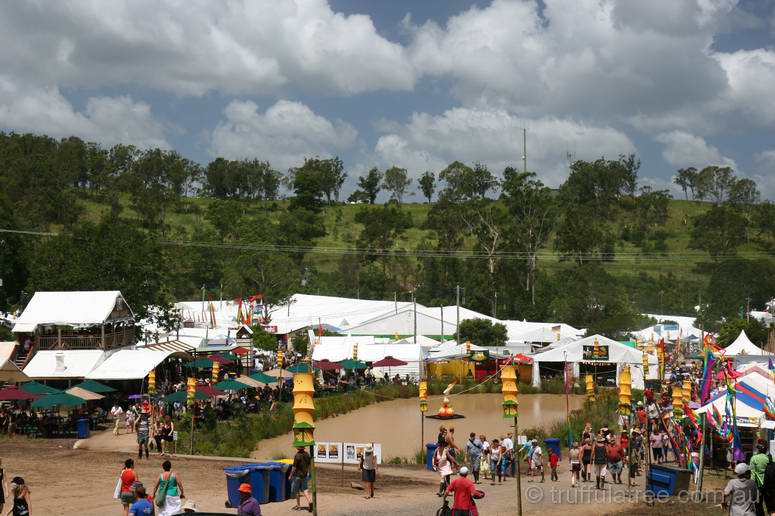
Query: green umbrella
185 358 214 369
249 371 278 384
22 381 62 395
339 359 368 370
31 392 85 409
162 390 208 403
219 351 238 360
214 379 250 391
72 379 116 394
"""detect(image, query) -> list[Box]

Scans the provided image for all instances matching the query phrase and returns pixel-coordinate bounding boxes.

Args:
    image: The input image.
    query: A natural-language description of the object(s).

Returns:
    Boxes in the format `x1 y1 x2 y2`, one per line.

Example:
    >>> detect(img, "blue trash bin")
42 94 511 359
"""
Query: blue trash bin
225 465 251 507
76 418 90 439
646 464 692 497
266 462 291 502
425 443 438 471
544 438 561 459
225 464 271 506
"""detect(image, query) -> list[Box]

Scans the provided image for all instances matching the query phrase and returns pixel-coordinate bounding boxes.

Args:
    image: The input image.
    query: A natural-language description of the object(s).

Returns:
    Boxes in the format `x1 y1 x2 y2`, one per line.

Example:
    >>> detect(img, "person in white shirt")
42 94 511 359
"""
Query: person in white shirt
531 440 545 483
111 404 124 436
502 433 515 477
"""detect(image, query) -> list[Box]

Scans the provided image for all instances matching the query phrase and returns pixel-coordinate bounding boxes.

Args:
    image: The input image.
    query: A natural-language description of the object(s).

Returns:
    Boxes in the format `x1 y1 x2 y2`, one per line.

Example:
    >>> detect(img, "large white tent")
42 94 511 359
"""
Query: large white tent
696 373 775 429
13 291 133 333
724 330 771 357
311 340 423 379
23 350 106 379
86 349 184 380
530 334 658 389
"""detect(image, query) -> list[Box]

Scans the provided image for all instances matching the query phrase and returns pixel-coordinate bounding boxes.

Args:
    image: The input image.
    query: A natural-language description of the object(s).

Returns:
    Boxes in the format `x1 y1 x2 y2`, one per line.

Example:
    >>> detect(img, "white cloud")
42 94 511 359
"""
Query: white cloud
753 151 775 199
209 99 357 171
655 131 736 169
0 0 414 96
374 106 636 187
0 76 168 148
715 49 775 126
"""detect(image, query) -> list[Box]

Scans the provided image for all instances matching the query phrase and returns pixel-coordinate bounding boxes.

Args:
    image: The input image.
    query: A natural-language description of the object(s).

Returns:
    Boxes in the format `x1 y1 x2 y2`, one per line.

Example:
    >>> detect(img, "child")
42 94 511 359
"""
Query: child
489 439 501 485
549 450 559 481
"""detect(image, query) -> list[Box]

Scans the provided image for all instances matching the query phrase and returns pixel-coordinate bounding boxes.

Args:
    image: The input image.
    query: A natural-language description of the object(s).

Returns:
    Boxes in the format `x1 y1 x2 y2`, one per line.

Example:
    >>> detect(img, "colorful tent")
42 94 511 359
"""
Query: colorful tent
0 388 39 401
31 392 85 409
249 371 278 384
214 379 250 391
72 379 116 393
338 359 368 370
21 381 62 395
163 390 209 403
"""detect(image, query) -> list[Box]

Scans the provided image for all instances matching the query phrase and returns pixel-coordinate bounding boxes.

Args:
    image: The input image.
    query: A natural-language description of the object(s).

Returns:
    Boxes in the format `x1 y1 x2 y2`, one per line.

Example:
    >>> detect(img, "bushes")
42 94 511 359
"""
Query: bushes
547 388 621 447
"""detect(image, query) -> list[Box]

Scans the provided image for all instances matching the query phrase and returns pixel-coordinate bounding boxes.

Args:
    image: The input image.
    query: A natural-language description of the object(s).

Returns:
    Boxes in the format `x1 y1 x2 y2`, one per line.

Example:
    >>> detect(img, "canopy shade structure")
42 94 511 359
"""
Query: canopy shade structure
287 363 319 373
372 356 408 367
219 351 238 360
186 358 214 369
23 350 106 380
163 390 209 403
196 384 224 397
232 347 250 356
71 379 116 393
234 375 263 388
86 349 184 380
0 358 29 383
214 379 250 391
724 331 771 357
0 388 39 401
66 386 104 401
249 371 278 384
313 359 342 371
21 381 62 395
207 354 234 365
31 392 85 409
12 290 134 333
339 359 368 370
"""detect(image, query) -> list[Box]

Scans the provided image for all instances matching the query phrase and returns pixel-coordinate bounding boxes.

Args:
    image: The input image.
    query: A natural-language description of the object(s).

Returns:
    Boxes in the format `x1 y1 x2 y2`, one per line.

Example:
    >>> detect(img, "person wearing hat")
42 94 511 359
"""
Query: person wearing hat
237 483 261 516
592 433 608 490
360 445 377 499
174 499 198 513
723 463 757 516
530 439 544 483
444 467 477 516
288 446 312 511
9 477 30 516
134 408 151 460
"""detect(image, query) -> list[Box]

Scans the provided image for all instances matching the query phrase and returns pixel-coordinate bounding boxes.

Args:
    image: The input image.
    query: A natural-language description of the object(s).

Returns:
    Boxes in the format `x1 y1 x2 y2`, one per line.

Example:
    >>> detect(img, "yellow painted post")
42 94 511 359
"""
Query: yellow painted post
618 366 632 416
501 364 521 516
148 369 156 395
585 374 595 402
211 360 220 384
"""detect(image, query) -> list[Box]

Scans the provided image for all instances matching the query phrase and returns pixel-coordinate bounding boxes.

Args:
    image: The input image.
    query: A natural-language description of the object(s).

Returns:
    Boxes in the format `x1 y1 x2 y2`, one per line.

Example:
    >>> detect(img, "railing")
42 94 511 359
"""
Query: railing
37 329 136 350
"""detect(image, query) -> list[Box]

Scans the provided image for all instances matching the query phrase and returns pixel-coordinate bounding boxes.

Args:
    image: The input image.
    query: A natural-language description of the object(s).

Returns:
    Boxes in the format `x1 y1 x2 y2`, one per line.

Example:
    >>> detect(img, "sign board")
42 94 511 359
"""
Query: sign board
582 344 609 361
314 442 382 464
516 435 528 445
172 431 178 441
262 325 278 334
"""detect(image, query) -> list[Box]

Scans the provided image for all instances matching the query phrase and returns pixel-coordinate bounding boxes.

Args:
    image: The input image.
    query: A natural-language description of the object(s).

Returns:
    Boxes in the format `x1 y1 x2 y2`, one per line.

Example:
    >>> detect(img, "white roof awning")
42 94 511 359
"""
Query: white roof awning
86 349 183 380
13 291 134 332
23 350 106 379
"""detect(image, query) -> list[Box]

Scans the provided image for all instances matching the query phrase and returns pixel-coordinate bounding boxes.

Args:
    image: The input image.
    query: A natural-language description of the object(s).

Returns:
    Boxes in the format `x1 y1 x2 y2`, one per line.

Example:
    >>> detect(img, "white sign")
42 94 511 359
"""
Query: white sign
314 442 382 465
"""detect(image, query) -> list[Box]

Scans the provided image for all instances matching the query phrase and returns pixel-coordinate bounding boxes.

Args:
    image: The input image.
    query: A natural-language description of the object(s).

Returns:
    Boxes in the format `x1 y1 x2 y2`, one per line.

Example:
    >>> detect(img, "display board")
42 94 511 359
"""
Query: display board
314 441 382 464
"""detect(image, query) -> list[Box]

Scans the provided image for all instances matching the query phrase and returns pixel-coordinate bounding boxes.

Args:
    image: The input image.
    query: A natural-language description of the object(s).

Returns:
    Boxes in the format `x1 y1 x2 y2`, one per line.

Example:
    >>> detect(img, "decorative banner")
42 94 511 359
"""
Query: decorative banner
582 344 609 361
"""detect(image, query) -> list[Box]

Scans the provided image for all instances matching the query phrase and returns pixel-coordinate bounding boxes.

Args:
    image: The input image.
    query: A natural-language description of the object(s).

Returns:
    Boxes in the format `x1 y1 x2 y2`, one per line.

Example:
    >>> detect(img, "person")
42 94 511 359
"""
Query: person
723 463 757 516
446 428 460 459
0 458 5 514
502 432 515 477
152 460 185 516
120 459 138 516
521 439 534 477
479 435 490 481
569 442 581 487
489 439 501 485
236 483 261 516
155 418 174 456
549 449 559 482
581 422 592 443
437 426 447 447
176 499 198 513
581 438 592 482
749 443 769 516
530 440 544 483
444 467 477 516
593 434 607 490
8 477 29 516
135 411 150 460
112 404 124 436
360 446 377 499
434 441 458 495
128 485 154 516
651 430 662 464
761 457 775 516
661 432 670 463
606 435 625 485
288 446 312 511
465 433 483 484
126 409 136 434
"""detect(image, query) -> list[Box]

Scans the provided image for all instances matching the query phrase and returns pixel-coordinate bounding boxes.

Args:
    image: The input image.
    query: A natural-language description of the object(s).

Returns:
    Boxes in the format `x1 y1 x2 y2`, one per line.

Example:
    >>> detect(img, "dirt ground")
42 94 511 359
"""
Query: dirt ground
0 435 731 515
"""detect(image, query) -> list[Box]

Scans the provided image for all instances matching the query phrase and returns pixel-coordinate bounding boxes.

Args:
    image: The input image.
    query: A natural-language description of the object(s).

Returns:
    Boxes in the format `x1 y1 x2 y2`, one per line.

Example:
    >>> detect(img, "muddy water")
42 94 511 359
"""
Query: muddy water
253 393 584 460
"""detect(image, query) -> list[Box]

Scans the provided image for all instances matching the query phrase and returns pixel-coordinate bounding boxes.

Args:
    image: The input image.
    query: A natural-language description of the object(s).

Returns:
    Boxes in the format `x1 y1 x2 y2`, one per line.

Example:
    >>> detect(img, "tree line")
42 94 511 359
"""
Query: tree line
1 132 775 341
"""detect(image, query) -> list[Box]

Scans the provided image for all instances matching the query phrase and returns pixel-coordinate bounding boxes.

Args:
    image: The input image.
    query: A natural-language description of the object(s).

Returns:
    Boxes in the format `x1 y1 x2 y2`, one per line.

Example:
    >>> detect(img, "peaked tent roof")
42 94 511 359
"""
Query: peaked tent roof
23 350 106 379
85 349 183 380
724 330 771 356
13 291 134 333
341 306 457 336
531 334 649 364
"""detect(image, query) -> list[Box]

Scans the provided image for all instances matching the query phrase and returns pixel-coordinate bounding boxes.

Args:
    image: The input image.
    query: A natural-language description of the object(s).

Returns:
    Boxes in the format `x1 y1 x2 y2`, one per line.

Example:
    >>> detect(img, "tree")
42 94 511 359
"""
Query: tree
689 205 747 260
288 159 327 211
0 192 28 311
355 205 412 269
382 166 412 204
728 178 760 208
560 155 640 217
555 205 615 264
500 169 556 304
251 325 279 352
356 168 383 204
673 167 698 200
717 318 768 348
695 166 735 204
704 258 775 323
439 161 497 201
419 171 435 203
455 318 508 347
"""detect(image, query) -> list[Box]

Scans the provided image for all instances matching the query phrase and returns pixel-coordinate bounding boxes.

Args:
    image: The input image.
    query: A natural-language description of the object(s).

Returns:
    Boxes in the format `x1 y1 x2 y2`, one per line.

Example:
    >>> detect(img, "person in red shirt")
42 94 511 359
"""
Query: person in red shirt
445 466 477 516
119 458 138 516
606 439 625 485
549 451 560 481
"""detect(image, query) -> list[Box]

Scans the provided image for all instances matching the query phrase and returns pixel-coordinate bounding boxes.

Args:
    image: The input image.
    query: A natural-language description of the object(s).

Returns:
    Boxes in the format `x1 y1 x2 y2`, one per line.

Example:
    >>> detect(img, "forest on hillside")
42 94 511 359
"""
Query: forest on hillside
2 132 775 340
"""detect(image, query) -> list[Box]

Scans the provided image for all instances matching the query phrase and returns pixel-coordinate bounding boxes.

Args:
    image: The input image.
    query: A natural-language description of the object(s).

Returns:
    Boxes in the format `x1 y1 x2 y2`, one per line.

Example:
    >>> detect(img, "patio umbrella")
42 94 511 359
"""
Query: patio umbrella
214 379 250 391
232 347 250 356
287 363 319 374
31 393 85 409
0 359 29 383
196 384 225 397
249 371 278 384
21 381 62 395
207 354 234 365
372 356 407 377
185 358 214 369
339 359 368 370
219 351 239 361
66 386 104 401
0 388 39 401
163 390 208 403
71 379 116 394
236 375 264 388
313 359 342 371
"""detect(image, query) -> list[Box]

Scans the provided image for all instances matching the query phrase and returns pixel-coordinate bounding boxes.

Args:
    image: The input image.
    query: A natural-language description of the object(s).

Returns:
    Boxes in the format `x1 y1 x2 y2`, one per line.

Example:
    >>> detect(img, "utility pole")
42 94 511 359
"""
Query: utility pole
746 296 751 322
394 292 398 314
440 306 444 341
413 291 417 344
201 284 206 313
493 291 498 319
522 128 527 173
456 285 460 346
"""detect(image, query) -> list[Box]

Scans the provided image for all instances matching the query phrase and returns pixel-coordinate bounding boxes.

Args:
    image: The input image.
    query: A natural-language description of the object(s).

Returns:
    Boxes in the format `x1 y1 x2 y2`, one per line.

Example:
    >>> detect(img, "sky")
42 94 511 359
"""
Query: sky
1 0 775 198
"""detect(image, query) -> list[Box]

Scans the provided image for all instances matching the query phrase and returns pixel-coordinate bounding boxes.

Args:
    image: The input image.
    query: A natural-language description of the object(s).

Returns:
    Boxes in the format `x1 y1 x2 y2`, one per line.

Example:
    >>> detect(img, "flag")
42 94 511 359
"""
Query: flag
657 338 666 380
765 398 775 421
699 351 716 403
769 358 775 383
706 405 721 430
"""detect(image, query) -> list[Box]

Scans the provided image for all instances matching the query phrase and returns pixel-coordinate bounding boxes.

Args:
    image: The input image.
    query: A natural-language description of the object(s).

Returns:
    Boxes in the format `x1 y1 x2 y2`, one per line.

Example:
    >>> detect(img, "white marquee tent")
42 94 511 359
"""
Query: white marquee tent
724 330 771 357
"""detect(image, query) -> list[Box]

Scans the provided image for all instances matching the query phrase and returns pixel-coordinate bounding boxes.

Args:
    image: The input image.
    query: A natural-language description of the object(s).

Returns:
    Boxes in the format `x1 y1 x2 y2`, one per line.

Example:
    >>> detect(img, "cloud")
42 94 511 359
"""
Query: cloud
0 0 414 96
0 76 168 148
655 131 736 169
374 106 636 187
209 99 358 171
714 49 775 126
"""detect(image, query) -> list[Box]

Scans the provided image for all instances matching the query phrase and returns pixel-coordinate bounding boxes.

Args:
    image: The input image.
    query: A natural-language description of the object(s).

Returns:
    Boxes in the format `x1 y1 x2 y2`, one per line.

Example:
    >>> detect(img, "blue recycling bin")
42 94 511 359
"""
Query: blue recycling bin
426 443 438 471
646 464 692 496
224 464 271 506
544 438 561 459
266 462 291 502
76 418 90 439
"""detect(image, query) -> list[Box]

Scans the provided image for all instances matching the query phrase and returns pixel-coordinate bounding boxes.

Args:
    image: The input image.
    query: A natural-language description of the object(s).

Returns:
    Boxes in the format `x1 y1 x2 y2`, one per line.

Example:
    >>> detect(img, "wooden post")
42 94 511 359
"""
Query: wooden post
101 324 105 350
190 411 195 455
310 444 318 516
515 415 523 516
696 414 707 494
